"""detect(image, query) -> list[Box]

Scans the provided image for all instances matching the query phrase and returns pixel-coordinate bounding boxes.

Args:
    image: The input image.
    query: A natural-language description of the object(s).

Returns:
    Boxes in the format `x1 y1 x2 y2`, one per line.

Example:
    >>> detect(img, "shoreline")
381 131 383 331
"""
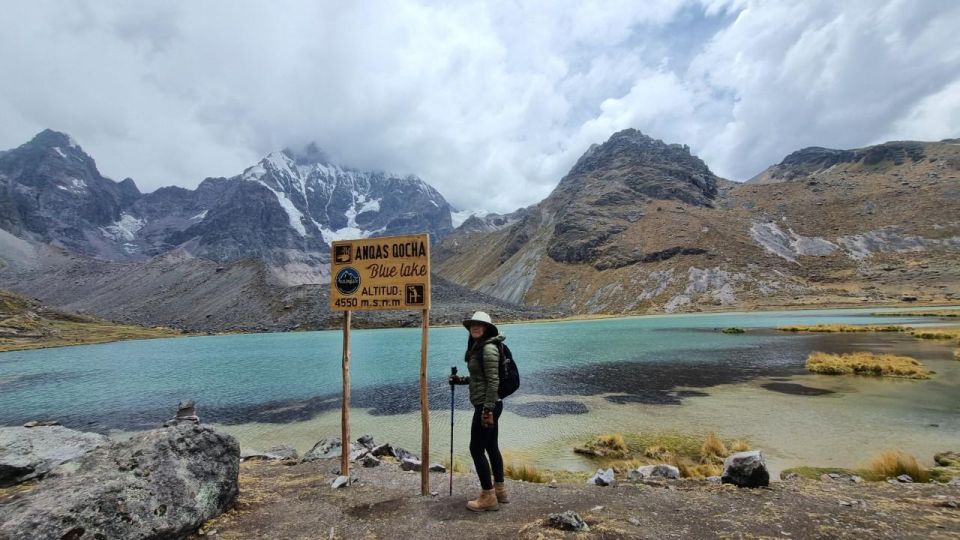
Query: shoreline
3 301 958 354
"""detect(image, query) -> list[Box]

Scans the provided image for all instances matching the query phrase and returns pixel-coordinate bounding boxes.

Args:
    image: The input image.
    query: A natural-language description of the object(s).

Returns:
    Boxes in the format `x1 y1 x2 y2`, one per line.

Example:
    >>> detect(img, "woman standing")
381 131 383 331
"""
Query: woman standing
449 311 507 512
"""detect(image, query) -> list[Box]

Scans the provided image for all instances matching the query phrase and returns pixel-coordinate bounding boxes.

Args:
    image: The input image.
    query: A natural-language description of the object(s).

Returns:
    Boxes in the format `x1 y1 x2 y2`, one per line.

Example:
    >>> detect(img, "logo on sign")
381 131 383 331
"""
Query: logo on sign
335 267 361 295
334 245 352 264
405 284 425 305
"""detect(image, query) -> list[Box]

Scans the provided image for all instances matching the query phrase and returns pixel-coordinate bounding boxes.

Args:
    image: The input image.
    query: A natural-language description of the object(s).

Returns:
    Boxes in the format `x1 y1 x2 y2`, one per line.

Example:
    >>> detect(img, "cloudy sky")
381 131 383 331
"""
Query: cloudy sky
2 0 958 213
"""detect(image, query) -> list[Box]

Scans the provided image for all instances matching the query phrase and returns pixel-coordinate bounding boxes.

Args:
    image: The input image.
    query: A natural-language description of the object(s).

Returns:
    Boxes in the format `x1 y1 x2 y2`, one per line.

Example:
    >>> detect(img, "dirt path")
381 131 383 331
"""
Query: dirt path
195 459 960 539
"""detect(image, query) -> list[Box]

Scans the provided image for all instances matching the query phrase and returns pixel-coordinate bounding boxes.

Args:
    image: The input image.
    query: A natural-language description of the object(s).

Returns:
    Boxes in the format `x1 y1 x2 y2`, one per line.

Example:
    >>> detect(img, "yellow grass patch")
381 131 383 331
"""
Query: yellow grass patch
806 351 930 379
502 451 546 483
866 450 930 483
910 328 960 341
700 432 728 464
777 323 910 333
442 456 468 474
954 349 960 361
577 431 751 479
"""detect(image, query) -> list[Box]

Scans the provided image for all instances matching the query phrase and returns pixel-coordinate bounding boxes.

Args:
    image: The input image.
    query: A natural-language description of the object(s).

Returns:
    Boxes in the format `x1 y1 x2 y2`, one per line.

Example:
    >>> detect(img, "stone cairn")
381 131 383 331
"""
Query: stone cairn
163 399 200 427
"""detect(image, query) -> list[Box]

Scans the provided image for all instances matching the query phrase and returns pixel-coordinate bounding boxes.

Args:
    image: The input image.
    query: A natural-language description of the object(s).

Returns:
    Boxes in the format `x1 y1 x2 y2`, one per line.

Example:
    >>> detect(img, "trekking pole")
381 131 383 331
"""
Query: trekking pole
449 366 457 497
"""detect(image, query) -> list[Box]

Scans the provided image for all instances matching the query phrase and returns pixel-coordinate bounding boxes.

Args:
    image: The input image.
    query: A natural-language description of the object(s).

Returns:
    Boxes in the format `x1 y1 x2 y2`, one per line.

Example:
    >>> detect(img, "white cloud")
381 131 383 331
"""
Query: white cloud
0 0 958 213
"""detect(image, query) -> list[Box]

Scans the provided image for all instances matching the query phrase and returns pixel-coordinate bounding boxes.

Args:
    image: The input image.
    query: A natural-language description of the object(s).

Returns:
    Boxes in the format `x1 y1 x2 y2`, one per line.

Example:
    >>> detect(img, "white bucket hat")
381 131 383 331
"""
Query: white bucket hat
462 311 498 335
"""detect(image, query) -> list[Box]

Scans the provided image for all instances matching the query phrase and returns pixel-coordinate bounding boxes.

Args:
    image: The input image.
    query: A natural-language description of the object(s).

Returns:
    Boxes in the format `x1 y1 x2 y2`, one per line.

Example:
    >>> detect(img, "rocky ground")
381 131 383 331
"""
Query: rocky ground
196 458 960 540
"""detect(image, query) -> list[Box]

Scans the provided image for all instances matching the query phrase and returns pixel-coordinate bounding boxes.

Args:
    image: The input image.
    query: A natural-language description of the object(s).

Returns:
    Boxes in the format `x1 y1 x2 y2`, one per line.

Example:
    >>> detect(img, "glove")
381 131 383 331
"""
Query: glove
448 375 468 385
481 409 495 429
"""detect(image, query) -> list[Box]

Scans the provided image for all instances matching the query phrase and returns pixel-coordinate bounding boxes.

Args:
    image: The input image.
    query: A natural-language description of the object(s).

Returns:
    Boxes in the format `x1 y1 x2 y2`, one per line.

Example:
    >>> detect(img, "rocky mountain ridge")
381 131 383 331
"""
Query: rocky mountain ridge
0 130 454 284
435 131 960 313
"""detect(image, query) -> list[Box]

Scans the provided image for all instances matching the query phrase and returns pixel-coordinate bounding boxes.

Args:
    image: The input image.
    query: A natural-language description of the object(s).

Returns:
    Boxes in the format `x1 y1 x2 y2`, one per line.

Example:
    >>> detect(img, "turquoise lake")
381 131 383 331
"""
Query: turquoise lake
2 306 959 476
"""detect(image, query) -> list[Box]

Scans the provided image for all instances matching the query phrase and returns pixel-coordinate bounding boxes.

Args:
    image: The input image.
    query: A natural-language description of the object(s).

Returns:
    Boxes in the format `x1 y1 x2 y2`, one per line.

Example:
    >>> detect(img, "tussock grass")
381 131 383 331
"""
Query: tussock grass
576 431 750 479
700 432 728 464
675 459 722 479
910 328 960 340
778 323 910 333
502 451 546 483
575 432 629 458
442 456 468 474
866 451 930 482
730 440 751 453
806 351 930 379
954 349 960 361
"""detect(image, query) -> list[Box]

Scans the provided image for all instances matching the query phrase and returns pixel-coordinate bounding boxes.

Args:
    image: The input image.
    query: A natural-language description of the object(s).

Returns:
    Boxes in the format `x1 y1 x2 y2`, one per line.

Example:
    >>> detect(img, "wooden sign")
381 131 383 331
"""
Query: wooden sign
329 234 431 311
329 233 432 496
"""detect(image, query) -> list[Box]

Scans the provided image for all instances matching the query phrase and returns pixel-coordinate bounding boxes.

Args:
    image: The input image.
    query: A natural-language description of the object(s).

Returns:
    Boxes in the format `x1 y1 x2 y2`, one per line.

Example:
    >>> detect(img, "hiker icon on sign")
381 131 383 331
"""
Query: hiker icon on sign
334 245 352 264
406 284 425 305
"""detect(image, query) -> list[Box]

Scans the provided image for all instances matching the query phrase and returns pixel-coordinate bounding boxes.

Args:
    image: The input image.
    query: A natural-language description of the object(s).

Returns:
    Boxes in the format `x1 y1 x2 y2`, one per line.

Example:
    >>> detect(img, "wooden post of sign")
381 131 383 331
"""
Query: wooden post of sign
419 308 430 495
341 310 352 480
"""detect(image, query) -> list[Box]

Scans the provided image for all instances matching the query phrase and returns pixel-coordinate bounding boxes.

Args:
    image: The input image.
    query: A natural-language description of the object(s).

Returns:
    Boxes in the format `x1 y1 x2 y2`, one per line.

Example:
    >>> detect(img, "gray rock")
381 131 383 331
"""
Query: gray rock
628 517 641 526
629 464 679 480
240 449 280 461
357 435 376 449
22 420 60 428
781 472 801 481
331 475 351 489
362 454 381 468
547 510 590 532
163 399 200 427
706 476 722 483
851 475 864 483
0 426 107 487
400 458 422 472
429 463 446 473
0 424 239 539
587 468 616 487
266 445 298 460
301 437 343 462
393 447 418 462
721 450 770 488
349 446 370 462
896 474 914 483
371 443 394 457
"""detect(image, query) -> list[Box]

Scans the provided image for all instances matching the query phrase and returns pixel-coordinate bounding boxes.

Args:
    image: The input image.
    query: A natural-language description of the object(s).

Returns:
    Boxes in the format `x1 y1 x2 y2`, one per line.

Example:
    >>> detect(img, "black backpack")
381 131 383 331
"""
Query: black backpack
496 343 520 399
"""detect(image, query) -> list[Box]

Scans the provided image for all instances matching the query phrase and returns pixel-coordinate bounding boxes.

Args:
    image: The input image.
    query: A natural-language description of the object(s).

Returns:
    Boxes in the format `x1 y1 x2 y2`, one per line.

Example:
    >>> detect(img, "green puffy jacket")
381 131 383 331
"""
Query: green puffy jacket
464 335 504 410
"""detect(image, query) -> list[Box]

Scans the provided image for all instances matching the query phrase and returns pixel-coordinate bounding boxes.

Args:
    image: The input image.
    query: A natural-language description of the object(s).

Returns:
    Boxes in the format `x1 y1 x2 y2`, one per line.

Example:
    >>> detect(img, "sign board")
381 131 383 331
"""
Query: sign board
329 234 431 311
328 232 433 496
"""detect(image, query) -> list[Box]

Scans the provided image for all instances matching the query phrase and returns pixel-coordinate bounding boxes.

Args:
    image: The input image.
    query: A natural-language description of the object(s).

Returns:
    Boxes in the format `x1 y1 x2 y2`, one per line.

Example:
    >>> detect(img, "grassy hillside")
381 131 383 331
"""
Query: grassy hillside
0 289 183 352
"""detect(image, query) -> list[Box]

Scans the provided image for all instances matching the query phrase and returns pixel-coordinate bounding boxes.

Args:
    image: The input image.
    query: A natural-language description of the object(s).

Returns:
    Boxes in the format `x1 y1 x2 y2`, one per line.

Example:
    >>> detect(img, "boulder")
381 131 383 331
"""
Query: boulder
628 464 679 480
429 463 446 473
301 437 358 462
0 424 240 539
896 474 914 483
331 475 351 489
400 458 422 472
721 450 770 488
266 445 298 460
357 435 376 449
371 443 394 457
362 454 381 468
392 447 417 462
547 511 590 532
349 446 370 462
0 426 107 487
587 468 616 487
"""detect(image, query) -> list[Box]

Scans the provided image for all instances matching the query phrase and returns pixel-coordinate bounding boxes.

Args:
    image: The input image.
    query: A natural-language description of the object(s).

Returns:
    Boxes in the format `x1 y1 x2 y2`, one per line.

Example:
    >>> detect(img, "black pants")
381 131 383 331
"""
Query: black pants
469 401 504 490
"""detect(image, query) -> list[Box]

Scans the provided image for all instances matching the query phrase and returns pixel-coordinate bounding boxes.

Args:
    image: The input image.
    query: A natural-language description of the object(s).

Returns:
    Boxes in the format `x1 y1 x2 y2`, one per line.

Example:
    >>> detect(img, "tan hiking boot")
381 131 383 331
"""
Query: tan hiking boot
494 482 509 504
465 488 499 512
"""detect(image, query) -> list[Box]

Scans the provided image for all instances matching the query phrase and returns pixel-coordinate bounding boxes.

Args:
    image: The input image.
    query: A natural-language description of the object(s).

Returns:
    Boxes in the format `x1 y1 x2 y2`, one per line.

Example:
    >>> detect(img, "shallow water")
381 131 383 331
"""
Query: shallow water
2 306 958 476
